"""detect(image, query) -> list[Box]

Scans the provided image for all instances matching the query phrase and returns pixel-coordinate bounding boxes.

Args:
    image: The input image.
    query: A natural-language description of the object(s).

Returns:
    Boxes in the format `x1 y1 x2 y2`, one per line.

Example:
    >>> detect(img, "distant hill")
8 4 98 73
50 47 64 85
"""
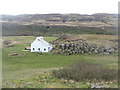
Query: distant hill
1 13 118 36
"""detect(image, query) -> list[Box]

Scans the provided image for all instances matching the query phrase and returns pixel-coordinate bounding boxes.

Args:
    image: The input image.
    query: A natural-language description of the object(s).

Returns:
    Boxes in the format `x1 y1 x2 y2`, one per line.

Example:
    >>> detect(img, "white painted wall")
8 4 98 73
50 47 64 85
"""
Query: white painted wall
31 37 53 52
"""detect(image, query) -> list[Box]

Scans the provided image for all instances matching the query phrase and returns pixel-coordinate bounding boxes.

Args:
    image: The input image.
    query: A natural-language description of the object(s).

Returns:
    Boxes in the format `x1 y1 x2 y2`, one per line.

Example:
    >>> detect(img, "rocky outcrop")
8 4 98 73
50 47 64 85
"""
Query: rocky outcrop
52 40 118 55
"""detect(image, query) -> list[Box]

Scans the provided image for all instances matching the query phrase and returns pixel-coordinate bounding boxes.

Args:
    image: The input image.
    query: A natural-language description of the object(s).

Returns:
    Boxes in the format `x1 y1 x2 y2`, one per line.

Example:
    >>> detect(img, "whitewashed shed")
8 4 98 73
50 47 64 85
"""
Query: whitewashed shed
31 37 53 52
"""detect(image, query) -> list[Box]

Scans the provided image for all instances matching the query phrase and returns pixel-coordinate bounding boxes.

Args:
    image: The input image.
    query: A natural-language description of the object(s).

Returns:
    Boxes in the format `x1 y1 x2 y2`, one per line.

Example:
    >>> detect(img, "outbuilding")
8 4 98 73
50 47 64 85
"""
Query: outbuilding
31 37 53 52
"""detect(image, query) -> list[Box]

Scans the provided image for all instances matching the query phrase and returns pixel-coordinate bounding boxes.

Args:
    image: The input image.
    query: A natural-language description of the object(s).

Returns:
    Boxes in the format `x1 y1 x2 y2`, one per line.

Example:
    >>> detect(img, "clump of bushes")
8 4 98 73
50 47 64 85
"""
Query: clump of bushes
52 61 117 82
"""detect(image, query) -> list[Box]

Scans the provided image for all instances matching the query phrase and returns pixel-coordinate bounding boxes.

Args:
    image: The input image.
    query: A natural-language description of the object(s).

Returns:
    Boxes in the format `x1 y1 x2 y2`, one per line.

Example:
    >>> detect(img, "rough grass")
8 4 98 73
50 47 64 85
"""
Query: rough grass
2 36 57 45
66 34 118 46
2 36 84 82
4 72 91 88
52 61 118 82
2 35 118 88
3 71 118 88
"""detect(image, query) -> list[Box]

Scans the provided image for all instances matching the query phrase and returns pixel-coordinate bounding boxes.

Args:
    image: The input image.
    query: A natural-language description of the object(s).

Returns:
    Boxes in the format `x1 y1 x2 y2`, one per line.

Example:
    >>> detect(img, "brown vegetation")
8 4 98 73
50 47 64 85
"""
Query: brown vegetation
52 61 118 82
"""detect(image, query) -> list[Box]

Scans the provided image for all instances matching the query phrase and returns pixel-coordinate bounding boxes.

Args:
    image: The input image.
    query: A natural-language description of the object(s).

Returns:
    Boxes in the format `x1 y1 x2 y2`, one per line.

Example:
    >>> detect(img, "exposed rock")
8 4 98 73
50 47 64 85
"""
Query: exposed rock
91 84 107 88
51 34 118 55
52 40 118 55
8 52 19 56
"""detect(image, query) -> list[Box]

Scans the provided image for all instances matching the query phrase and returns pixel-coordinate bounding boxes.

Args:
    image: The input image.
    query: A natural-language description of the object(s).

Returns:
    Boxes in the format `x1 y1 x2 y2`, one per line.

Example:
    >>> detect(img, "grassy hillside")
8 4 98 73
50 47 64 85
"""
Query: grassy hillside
2 35 118 88
2 23 117 36
1 13 118 36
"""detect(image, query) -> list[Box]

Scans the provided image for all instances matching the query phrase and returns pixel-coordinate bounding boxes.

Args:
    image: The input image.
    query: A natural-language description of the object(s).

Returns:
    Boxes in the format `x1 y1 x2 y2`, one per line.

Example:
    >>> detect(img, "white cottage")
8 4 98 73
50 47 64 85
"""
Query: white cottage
31 37 53 52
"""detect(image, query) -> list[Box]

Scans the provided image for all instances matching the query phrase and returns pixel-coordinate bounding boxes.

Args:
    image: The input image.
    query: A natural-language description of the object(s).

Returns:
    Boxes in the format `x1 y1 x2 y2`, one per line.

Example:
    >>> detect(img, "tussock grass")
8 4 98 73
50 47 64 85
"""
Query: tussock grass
52 61 118 82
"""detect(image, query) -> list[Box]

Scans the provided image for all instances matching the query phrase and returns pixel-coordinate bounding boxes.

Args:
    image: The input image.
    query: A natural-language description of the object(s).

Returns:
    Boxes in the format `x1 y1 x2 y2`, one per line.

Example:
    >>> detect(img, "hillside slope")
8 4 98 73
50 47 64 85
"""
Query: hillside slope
1 13 118 36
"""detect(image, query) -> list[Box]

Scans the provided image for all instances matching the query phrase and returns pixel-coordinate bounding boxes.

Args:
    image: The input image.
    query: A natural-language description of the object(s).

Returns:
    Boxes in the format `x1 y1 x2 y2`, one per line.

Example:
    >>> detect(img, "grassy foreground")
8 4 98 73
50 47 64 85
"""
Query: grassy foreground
2 36 118 88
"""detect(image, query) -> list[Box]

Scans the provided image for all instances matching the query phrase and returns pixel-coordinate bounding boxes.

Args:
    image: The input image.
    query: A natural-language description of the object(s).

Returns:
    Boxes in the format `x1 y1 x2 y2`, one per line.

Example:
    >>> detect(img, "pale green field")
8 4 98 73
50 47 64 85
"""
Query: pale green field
2 36 118 88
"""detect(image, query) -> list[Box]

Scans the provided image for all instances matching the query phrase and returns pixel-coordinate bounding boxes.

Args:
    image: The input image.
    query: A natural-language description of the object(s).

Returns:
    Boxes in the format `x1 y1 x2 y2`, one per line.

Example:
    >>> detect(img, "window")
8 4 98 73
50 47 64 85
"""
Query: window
33 48 35 50
44 48 46 51
38 48 40 50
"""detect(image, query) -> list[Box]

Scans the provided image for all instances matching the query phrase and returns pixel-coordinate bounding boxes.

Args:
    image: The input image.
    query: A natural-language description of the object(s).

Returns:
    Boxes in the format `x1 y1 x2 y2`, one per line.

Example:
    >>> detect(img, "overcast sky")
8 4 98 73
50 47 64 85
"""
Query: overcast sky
0 0 119 15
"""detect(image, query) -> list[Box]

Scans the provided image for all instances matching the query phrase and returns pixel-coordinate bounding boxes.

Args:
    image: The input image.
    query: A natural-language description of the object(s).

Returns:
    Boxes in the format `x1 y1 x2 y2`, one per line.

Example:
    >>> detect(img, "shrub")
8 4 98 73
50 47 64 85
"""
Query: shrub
52 61 118 82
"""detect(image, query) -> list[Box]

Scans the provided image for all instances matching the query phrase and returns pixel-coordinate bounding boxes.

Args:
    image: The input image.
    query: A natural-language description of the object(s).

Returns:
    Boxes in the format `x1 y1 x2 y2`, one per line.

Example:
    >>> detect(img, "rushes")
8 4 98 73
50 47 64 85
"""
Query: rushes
52 61 118 82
